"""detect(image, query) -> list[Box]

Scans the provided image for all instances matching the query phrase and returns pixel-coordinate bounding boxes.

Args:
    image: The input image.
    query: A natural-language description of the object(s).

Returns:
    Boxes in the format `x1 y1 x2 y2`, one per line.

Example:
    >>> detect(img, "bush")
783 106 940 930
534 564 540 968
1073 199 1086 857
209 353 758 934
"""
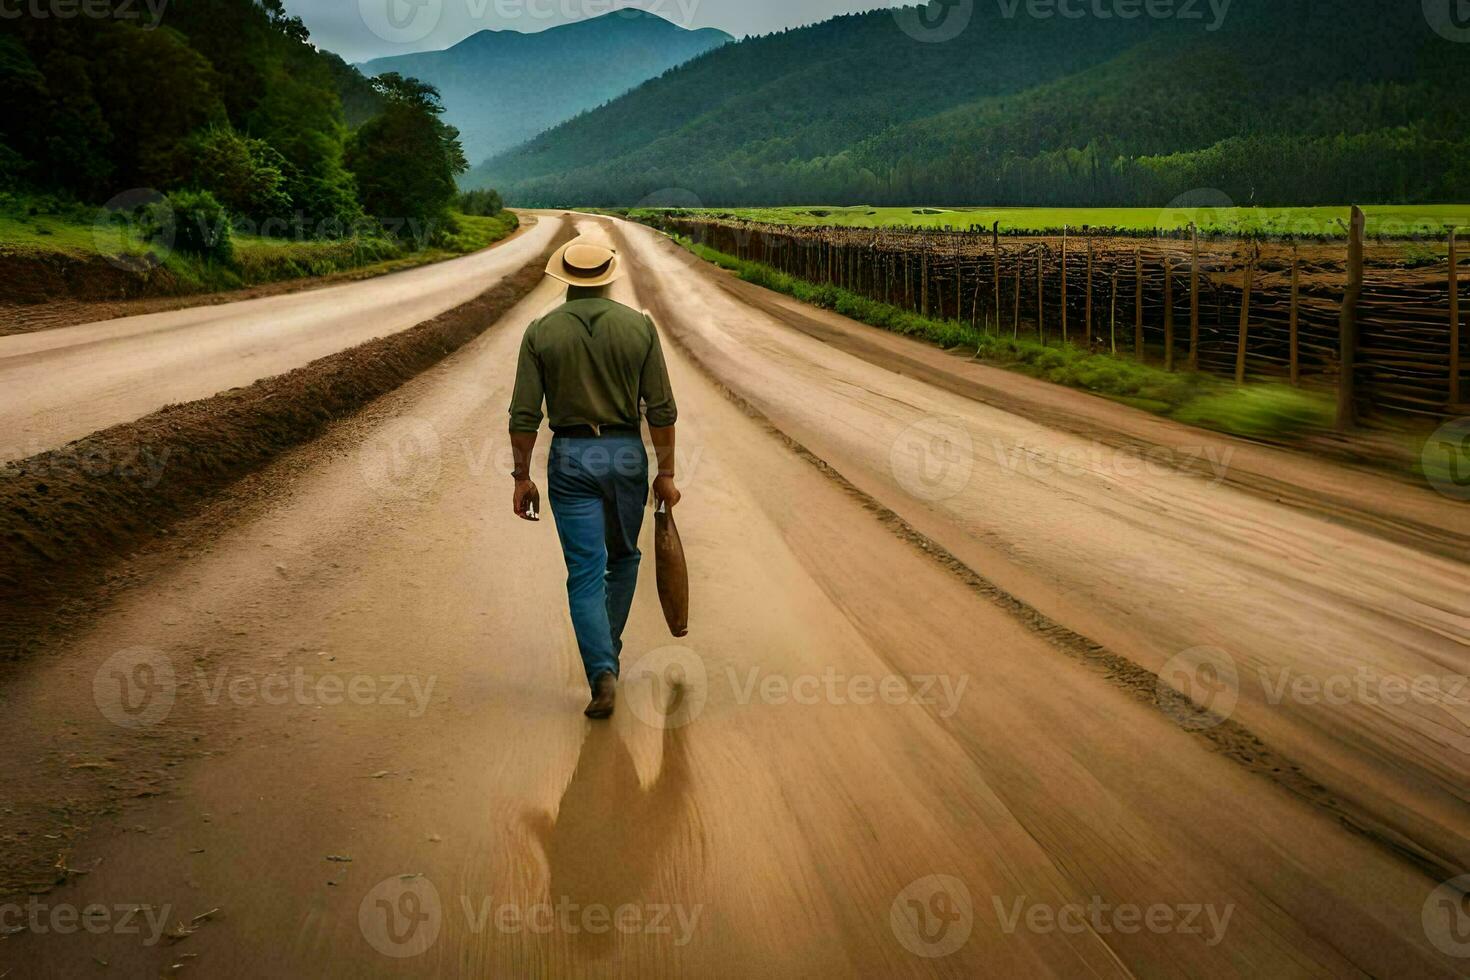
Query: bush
170 127 291 227
151 189 234 263
1173 385 1335 438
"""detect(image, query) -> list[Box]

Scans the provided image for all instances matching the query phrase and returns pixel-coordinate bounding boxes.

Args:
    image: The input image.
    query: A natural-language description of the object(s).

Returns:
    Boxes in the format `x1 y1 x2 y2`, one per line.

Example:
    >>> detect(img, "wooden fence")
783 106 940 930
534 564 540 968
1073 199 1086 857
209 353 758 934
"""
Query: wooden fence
649 211 1469 421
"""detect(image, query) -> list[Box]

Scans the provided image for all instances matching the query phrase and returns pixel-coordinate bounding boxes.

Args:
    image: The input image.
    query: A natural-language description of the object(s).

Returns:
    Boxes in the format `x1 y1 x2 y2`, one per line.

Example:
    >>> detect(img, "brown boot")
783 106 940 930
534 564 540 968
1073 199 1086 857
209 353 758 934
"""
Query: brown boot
584 672 617 719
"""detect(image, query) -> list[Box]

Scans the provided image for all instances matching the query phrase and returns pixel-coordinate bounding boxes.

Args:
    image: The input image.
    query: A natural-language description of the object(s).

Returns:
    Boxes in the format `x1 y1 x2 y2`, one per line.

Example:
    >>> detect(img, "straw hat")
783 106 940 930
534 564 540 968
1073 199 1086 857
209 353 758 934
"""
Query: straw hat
545 235 623 287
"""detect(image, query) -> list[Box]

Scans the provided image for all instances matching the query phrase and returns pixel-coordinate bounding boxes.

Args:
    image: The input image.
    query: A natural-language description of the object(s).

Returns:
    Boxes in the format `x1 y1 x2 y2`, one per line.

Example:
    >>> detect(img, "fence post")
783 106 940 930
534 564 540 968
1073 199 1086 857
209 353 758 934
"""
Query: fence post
955 243 963 322
1337 206 1365 429
1135 248 1144 357
1037 250 1045 341
1452 227 1461 408
992 222 1001 333
1110 267 1118 355
1014 260 1022 339
1061 226 1069 342
1085 236 1095 350
1236 244 1257 384
1289 245 1301 386
1190 223 1200 370
919 250 928 317
1164 257 1175 372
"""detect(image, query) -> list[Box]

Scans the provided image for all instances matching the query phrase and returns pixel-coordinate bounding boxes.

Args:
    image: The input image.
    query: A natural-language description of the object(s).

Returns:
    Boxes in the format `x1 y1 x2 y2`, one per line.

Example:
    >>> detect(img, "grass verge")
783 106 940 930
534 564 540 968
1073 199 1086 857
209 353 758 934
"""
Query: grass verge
680 238 1337 443
0 205 520 300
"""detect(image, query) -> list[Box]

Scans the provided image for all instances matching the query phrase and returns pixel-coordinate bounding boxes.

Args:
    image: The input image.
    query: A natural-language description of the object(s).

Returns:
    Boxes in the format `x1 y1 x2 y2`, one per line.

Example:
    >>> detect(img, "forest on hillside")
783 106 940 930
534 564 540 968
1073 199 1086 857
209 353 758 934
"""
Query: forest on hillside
1 0 470 248
474 0 1470 208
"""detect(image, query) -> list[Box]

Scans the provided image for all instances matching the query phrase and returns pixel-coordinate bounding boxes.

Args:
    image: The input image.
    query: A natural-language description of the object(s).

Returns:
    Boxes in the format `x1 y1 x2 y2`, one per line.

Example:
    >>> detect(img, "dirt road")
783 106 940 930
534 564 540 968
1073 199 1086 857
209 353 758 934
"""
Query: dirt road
0 214 562 463
0 216 1466 976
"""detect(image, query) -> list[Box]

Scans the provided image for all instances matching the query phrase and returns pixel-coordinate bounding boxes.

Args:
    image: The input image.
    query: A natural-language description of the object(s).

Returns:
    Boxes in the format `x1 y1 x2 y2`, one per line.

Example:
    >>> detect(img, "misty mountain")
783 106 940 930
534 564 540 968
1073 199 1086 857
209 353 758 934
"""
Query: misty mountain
358 9 731 165
468 1 1468 207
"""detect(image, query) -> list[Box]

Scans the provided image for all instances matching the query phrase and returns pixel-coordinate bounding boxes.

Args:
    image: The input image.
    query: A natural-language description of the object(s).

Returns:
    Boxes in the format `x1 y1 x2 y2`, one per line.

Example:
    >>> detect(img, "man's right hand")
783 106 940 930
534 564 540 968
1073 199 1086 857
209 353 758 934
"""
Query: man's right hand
652 474 681 510
513 479 541 522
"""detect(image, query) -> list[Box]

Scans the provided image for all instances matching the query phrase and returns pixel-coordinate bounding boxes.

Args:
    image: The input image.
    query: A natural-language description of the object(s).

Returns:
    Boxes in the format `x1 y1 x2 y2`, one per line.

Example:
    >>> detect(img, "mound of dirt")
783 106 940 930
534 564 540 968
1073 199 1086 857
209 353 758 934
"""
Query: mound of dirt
0 227 573 643
0 246 181 306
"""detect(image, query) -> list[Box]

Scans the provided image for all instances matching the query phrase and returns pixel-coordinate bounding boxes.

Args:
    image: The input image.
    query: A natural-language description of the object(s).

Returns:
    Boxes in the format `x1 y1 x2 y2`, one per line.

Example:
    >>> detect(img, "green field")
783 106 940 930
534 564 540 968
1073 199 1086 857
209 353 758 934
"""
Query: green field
628 205 1470 238
0 207 519 296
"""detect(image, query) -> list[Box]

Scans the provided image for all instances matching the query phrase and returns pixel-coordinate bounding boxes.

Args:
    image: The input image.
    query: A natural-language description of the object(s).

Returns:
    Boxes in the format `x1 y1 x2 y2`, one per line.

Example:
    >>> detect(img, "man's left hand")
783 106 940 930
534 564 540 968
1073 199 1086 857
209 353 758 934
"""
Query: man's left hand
652 474 681 510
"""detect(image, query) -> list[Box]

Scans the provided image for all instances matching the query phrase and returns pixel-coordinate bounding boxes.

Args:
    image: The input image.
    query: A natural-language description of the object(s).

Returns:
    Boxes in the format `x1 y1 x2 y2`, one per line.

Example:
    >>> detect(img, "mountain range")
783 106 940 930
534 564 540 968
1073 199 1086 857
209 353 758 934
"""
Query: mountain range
466 0 1469 207
359 10 731 167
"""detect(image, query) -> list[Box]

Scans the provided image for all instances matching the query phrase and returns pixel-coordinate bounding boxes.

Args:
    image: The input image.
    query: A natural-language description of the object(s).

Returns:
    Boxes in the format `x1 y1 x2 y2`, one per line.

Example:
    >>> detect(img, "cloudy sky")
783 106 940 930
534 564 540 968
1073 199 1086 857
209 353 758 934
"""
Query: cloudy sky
286 0 896 64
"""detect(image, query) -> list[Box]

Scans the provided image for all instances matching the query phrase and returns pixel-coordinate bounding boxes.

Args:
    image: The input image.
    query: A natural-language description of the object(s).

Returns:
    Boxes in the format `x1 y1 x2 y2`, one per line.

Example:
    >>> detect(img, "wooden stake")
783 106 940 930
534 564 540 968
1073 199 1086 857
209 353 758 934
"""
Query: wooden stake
1110 267 1118 356
955 244 963 322
1014 260 1022 340
1037 251 1045 341
1337 206 1365 430
1289 246 1301 386
1452 228 1462 407
992 223 1002 333
1085 237 1094 349
1189 223 1200 370
1236 245 1256 385
1061 227 1069 342
1163 258 1175 372
921 251 929 317
1135 248 1144 357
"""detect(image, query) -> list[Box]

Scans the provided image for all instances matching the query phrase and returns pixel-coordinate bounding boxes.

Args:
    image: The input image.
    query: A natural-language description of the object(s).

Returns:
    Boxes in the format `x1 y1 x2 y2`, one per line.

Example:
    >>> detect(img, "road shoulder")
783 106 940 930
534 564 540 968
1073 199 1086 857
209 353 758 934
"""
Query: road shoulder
655 230 1466 560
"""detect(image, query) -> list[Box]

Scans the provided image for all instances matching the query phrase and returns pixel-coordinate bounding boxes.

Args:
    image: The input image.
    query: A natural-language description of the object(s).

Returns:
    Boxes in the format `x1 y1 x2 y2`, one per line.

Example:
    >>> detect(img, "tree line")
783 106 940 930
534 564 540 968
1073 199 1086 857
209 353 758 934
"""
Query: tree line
1 0 476 252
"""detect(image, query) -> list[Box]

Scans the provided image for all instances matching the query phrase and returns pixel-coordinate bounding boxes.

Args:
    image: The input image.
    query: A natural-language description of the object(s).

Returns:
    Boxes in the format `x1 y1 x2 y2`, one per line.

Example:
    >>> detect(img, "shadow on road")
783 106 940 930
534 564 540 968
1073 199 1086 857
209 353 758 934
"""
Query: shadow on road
524 686 703 958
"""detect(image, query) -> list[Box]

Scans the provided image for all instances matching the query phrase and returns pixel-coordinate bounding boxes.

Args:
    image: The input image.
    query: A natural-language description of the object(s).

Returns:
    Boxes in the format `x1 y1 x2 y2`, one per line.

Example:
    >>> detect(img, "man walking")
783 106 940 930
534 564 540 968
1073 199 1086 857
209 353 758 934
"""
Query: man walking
508 234 681 720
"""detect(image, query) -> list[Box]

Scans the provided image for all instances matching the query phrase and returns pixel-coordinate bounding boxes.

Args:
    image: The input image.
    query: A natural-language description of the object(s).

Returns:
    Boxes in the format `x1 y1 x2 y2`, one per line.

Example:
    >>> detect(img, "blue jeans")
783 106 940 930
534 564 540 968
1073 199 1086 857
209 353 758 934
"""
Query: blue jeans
547 435 649 690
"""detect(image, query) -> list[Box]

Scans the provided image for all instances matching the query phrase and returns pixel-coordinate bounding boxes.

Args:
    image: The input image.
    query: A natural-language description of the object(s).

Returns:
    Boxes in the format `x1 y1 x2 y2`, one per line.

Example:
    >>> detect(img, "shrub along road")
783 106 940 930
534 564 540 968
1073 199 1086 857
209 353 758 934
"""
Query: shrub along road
0 217 1464 976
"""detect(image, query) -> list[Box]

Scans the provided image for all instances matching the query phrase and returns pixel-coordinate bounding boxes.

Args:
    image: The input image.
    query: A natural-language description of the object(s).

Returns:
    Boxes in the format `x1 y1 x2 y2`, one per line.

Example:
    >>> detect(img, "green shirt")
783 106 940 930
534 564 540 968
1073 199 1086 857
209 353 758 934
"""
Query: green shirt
508 298 678 434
